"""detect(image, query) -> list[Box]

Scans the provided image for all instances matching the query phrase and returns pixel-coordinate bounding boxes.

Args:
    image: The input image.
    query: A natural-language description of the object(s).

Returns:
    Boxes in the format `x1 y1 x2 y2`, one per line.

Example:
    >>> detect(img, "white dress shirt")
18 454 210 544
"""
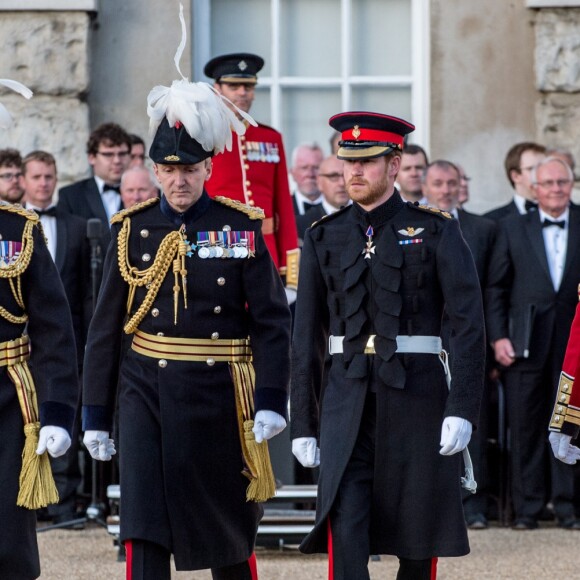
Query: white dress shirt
94 176 121 223
539 207 569 291
26 203 57 261
293 190 322 215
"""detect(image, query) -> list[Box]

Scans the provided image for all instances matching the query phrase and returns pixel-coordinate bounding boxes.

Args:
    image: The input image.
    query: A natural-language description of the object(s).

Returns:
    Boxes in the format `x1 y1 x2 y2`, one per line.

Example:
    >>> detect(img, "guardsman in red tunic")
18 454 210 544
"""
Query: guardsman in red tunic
549 284 580 464
204 53 299 293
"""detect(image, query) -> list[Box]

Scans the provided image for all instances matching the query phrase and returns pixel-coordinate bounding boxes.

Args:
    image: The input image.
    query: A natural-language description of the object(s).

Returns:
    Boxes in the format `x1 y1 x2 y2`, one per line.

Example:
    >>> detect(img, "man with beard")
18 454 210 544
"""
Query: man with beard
291 112 485 579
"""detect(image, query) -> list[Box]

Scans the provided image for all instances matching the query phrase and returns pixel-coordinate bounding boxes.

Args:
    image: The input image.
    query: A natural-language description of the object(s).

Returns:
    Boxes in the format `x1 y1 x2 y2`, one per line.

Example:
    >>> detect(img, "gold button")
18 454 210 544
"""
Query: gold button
555 416 561 422
247 191 253 197
222 225 231 232
558 406 564 413
242 155 247 160
157 332 164 336
244 164 250 170
217 277 225 286
159 359 167 368
214 306 222 314
206 358 215 366
245 180 251 186
211 332 219 340
248 200 255 206
142 253 151 262
140 229 149 238
561 395 567 402
152 308 160 317
240 135 246 141
563 385 569 392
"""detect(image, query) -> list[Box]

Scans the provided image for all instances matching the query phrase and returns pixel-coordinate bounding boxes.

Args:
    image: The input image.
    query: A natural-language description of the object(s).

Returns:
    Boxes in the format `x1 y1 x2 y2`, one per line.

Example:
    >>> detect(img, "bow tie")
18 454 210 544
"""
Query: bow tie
103 183 121 194
35 206 57 217
302 202 318 212
525 200 538 212
542 219 565 229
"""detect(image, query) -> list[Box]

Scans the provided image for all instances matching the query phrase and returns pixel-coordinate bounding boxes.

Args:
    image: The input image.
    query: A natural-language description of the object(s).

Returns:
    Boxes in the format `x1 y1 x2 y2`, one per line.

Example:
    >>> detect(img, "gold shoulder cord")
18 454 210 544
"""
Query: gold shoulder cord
117 217 189 333
0 219 35 324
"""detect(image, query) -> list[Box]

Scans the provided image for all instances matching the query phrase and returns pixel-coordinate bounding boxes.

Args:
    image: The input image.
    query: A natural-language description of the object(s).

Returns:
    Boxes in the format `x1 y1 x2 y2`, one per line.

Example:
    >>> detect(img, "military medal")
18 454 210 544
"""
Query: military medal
362 225 376 259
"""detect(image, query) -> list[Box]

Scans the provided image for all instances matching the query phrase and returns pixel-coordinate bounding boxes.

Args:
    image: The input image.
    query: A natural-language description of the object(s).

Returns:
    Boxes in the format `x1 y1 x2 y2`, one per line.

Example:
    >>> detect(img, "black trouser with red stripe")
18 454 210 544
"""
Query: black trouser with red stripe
125 540 258 580
327 393 437 580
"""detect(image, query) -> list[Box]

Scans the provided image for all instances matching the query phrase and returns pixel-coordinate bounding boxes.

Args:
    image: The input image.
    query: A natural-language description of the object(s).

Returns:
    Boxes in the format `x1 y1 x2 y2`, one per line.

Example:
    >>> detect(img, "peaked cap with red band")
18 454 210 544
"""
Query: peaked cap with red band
329 111 415 160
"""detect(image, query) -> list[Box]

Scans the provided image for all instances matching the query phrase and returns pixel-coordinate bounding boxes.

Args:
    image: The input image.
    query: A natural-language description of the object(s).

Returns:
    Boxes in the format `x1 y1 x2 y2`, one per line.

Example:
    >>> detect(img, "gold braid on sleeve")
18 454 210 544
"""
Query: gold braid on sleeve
0 220 35 324
117 217 189 334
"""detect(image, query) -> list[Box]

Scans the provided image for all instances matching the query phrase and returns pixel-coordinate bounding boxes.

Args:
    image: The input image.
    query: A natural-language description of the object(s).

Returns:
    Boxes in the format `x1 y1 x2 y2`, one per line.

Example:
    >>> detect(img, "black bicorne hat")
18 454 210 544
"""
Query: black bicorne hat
149 118 213 165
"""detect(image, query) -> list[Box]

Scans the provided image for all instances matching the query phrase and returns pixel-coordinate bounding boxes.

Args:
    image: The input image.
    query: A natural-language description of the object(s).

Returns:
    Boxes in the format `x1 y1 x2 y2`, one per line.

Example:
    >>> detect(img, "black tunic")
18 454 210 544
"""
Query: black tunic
83 194 291 570
291 193 485 559
0 206 78 578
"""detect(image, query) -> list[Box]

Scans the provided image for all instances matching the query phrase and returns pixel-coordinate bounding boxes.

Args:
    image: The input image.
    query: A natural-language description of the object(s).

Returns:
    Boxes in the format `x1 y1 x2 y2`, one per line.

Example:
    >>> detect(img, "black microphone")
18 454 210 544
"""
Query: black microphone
87 218 102 243
87 219 103 312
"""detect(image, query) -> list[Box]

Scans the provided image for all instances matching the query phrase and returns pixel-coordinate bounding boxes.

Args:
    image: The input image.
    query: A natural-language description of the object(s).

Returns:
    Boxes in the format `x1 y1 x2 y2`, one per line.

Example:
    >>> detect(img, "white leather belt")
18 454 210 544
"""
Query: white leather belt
328 334 442 355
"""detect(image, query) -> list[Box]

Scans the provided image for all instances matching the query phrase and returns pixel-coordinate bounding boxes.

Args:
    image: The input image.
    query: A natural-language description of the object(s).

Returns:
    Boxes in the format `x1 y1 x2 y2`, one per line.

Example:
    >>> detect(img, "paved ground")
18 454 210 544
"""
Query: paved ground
37 522 579 579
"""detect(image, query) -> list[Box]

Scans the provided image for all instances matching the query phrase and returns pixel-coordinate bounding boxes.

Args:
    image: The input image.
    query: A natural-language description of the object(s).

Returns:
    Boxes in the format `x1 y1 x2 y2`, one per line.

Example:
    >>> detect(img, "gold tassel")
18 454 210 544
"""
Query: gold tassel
243 420 276 502
16 422 59 509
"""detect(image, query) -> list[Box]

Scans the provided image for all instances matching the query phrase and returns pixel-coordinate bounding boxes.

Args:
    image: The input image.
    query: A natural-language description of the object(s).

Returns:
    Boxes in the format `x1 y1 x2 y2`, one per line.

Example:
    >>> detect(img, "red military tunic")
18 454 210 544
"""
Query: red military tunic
550 285 580 436
206 122 298 275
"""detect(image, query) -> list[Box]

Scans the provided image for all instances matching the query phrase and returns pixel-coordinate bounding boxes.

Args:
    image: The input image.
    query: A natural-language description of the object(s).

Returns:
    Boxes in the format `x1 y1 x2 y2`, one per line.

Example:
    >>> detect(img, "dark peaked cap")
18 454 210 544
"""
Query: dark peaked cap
204 52 264 84
329 111 415 160
149 117 213 165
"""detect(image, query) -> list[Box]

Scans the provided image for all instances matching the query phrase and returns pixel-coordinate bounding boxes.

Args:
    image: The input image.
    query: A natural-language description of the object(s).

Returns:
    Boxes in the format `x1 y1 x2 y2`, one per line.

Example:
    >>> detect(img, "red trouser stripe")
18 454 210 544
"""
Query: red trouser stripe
327 518 334 580
248 552 258 580
125 540 133 580
431 557 438 580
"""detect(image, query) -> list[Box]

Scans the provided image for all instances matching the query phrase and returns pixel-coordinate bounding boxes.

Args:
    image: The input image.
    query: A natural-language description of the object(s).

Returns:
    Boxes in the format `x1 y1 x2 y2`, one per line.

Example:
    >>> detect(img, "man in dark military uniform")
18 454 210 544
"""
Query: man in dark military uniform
82 77 291 579
204 53 299 289
291 112 485 580
0 201 79 578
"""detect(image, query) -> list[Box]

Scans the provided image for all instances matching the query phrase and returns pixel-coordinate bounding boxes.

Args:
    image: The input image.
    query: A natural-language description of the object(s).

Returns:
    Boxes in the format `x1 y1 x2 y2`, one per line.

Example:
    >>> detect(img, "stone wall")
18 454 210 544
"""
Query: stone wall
533 7 580 182
0 10 92 185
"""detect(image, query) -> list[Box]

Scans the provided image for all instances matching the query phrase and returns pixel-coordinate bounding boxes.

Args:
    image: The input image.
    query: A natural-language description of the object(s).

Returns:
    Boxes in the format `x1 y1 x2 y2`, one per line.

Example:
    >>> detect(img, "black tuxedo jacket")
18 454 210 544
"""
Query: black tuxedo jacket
486 207 580 370
58 177 121 256
484 199 519 222
296 204 327 241
54 209 92 369
456 209 497 287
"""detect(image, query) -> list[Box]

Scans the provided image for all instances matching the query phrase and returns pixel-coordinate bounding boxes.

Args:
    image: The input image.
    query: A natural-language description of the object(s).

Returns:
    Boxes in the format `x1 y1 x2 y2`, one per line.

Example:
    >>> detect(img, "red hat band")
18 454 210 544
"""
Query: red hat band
342 126 404 148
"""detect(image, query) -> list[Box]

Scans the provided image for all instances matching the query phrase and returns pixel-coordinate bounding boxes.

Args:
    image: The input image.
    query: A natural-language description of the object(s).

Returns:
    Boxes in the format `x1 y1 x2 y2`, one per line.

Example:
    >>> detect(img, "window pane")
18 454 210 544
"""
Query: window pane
351 0 411 76
351 86 412 121
280 0 341 77
281 88 342 156
211 0 272 76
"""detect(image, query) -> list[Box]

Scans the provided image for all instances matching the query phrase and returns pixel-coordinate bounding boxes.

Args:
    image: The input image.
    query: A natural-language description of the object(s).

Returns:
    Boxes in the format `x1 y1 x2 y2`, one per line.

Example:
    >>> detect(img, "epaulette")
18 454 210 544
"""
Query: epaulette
214 196 265 220
410 203 453 220
310 204 350 228
0 201 39 223
110 197 160 225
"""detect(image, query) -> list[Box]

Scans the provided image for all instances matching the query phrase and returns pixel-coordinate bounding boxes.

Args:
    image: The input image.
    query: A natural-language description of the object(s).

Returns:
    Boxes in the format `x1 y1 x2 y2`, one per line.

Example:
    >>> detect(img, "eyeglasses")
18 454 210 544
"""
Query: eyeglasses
535 179 572 189
319 173 344 182
96 150 130 159
0 172 22 181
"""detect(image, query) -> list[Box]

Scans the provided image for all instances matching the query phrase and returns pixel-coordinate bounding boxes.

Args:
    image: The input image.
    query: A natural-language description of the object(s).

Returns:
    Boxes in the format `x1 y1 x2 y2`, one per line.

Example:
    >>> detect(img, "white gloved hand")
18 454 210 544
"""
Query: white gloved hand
440 416 472 456
549 432 580 464
252 410 287 443
83 430 116 461
292 437 320 468
36 426 71 458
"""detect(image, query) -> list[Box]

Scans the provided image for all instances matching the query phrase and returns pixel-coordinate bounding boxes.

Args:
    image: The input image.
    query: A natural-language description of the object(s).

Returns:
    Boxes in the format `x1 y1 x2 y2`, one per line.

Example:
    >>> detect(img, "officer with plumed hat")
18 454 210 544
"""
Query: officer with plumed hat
0 79 79 578
82 9 291 579
290 111 485 579
203 52 300 302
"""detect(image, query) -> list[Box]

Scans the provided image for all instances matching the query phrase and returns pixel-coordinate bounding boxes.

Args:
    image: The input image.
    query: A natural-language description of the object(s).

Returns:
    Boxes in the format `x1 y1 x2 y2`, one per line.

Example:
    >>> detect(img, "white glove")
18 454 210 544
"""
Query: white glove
83 430 116 461
36 426 71 458
252 410 287 443
292 437 320 468
549 432 580 464
440 416 472 456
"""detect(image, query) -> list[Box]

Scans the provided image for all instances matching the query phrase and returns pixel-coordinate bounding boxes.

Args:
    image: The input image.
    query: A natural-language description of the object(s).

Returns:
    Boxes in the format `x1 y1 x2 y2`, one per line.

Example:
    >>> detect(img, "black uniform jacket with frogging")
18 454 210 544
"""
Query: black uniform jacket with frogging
82 193 291 571
0 206 78 578
290 192 485 560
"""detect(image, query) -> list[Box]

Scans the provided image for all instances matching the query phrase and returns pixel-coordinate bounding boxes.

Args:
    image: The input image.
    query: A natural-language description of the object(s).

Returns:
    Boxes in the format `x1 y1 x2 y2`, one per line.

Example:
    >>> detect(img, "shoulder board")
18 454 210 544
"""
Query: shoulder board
110 197 160 224
0 201 39 222
410 203 453 220
214 196 265 220
310 205 350 228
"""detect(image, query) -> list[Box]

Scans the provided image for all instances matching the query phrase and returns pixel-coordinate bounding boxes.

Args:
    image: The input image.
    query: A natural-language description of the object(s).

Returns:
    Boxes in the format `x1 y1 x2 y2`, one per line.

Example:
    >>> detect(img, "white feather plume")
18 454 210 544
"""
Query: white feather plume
147 3 256 155
0 78 33 129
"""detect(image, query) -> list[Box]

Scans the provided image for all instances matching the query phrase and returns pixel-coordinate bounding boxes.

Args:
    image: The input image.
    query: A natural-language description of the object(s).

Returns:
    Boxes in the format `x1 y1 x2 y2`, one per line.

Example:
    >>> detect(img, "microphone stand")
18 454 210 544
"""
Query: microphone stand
39 219 108 532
